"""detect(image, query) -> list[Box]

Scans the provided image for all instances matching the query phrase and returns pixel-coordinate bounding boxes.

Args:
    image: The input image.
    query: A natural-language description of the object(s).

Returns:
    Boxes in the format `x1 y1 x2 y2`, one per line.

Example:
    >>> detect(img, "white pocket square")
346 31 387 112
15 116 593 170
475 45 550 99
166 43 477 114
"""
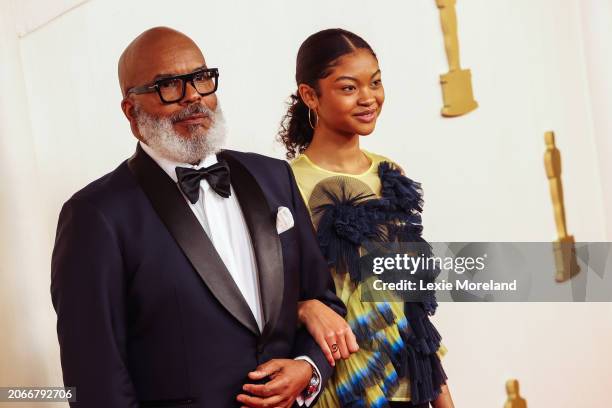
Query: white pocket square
276 206 294 234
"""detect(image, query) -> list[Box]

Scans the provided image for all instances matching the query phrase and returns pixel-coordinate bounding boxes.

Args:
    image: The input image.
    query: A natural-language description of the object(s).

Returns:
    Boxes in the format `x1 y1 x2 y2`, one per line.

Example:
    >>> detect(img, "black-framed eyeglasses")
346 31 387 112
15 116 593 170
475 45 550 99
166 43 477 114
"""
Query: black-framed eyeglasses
126 67 219 104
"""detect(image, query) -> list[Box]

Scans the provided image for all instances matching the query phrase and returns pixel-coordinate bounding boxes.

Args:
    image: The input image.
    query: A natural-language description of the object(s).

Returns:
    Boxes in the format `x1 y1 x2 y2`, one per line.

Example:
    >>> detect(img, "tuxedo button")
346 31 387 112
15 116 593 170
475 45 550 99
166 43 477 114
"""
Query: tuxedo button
256 342 264 354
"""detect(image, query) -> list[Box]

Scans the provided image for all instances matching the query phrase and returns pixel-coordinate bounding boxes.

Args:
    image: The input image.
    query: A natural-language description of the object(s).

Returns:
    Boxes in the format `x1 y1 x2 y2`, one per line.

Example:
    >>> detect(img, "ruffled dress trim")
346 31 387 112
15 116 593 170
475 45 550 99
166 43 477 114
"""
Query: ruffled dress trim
310 162 447 407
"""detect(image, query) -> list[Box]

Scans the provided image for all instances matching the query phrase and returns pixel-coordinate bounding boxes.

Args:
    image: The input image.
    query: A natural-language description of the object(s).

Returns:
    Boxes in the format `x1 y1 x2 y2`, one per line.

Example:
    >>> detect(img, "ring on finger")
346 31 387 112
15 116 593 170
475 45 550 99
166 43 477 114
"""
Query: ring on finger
331 343 339 353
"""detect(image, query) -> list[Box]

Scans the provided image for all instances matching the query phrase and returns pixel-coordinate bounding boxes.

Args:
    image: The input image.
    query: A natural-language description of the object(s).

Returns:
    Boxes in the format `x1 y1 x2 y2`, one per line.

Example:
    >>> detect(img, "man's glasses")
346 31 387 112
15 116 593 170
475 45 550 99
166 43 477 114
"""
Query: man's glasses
126 67 219 104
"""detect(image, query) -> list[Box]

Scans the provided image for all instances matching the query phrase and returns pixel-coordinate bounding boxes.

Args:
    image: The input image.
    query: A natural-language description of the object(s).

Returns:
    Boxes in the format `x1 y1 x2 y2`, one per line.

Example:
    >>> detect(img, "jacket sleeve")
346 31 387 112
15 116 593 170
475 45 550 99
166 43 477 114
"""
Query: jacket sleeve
51 198 138 408
283 162 347 385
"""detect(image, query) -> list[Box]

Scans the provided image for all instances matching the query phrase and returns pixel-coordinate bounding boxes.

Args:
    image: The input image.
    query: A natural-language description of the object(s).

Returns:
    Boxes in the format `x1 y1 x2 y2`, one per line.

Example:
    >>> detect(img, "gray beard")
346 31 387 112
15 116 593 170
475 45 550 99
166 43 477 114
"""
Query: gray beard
134 103 227 164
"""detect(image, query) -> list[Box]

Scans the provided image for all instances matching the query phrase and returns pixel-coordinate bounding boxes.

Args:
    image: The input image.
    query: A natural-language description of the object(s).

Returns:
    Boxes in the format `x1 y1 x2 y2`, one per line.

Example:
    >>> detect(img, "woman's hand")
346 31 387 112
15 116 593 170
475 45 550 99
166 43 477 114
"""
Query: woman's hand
432 384 455 408
297 299 359 366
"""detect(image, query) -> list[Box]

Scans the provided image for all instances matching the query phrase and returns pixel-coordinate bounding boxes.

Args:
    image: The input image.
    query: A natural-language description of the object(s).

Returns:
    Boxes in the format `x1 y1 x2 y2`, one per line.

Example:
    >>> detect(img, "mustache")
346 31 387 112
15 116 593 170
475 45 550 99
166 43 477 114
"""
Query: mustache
170 103 215 123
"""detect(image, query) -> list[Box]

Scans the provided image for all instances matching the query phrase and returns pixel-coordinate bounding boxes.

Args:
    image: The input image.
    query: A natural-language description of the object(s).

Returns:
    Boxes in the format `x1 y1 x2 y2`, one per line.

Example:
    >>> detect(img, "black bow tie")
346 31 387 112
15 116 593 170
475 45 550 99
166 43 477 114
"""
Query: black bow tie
175 161 231 204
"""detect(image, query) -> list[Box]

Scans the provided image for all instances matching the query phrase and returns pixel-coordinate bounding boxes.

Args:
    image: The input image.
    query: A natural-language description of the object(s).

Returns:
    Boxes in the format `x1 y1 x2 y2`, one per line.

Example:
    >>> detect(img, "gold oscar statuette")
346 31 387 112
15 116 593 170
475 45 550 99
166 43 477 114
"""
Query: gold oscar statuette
544 131 580 282
504 379 527 408
436 0 478 117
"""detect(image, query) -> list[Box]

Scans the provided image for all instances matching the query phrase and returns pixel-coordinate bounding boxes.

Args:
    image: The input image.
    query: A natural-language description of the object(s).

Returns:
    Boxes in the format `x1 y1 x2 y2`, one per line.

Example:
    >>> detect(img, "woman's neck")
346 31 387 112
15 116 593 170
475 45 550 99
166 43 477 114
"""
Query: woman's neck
304 127 371 174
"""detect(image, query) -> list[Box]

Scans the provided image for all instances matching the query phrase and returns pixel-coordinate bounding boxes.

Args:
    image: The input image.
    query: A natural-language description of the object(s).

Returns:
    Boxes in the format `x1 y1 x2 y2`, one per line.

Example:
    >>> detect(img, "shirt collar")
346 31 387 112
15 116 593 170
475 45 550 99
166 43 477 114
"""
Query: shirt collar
139 141 218 183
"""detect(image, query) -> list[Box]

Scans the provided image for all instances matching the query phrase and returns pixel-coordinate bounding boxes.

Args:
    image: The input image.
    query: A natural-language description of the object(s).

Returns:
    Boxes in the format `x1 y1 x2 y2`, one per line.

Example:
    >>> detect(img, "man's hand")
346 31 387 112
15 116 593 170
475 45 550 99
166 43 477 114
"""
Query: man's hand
237 359 312 408
298 299 359 366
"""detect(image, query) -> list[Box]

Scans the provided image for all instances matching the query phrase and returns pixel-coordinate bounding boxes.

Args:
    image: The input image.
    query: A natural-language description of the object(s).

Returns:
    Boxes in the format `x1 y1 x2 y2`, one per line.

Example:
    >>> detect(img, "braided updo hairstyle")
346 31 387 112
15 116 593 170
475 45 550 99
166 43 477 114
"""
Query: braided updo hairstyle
278 28 376 159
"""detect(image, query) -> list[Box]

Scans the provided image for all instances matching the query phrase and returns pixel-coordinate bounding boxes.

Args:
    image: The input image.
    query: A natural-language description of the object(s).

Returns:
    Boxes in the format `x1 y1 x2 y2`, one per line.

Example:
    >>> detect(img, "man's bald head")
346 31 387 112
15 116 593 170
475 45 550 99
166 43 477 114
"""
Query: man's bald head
118 27 205 97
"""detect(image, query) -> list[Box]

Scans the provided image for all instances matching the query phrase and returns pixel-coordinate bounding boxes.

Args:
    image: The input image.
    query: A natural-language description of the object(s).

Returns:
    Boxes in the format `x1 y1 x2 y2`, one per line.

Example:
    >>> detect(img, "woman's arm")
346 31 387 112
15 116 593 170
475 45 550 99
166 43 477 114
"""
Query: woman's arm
298 299 359 366
432 384 455 408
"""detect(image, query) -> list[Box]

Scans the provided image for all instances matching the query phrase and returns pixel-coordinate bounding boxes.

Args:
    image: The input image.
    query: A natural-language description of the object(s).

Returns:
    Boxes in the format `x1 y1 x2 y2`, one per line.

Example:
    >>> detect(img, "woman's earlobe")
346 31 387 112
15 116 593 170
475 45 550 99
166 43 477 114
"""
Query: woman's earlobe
298 83 318 108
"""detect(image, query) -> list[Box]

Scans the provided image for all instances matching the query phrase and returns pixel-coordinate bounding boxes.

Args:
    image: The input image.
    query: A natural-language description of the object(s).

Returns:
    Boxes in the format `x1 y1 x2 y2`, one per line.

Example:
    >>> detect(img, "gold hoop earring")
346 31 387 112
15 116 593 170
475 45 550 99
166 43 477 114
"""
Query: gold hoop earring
308 108 318 129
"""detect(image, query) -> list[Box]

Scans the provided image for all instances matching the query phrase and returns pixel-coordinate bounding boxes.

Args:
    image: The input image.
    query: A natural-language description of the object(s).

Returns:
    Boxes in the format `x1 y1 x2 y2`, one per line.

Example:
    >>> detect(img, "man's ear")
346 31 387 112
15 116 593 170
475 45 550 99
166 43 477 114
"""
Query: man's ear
298 84 318 110
121 98 136 122
121 98 143 141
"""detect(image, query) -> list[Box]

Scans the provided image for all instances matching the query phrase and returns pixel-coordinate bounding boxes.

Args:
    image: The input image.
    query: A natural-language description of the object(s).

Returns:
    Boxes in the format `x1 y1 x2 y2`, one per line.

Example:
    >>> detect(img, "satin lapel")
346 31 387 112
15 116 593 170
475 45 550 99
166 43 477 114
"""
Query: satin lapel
218 151 284 340
128 145 260 336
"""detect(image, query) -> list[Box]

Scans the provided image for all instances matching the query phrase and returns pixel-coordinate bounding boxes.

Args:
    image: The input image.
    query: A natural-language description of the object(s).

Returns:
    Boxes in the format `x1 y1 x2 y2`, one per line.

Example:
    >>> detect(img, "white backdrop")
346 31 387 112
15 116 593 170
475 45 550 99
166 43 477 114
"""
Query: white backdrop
1 0 612 407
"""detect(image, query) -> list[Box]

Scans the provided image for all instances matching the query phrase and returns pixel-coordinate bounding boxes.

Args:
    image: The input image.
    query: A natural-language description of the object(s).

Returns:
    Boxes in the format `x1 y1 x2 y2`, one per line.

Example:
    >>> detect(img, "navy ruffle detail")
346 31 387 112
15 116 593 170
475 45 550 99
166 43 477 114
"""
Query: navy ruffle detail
378 161 423 213
377 162 447 403
398 302 447 404
378 162 424 243
312 181 388 283
378 162 439 315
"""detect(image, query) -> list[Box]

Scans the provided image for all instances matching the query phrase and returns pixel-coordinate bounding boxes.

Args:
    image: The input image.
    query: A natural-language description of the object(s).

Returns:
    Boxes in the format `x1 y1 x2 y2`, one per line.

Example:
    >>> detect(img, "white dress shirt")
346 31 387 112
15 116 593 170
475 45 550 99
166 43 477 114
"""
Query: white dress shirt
139 142 320 405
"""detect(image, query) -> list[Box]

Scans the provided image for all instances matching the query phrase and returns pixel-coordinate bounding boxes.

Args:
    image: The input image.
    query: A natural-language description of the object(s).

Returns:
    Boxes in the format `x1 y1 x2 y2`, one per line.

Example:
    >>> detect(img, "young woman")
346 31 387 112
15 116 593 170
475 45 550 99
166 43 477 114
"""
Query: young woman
279 29 455 408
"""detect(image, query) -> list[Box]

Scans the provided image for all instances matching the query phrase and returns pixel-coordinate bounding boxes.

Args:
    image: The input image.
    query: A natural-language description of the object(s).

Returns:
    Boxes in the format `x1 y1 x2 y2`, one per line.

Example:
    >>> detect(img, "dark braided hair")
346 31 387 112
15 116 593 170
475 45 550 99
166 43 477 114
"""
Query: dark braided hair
278 28 377 159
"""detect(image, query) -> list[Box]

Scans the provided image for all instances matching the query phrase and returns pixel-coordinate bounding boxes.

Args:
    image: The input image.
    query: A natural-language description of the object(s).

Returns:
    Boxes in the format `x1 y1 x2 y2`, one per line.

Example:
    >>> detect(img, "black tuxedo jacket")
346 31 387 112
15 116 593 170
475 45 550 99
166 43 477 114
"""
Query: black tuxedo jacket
51 145 344 407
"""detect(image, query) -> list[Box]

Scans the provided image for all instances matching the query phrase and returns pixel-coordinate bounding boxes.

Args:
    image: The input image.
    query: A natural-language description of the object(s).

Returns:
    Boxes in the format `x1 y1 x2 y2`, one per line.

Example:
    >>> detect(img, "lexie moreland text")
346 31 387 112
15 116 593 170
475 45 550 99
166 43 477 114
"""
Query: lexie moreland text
371 279 518 292
372 253 487 275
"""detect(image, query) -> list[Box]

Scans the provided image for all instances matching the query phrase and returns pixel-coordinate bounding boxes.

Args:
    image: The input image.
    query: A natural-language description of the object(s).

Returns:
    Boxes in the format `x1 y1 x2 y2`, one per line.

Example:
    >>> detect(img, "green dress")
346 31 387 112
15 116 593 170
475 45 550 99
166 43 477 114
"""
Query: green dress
291 151 447 408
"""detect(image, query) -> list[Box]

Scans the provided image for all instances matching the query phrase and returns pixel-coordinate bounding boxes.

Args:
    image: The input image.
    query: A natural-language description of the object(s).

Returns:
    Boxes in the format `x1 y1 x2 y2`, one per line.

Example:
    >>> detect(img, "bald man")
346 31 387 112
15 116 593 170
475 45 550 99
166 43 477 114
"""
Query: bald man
51 27 344 408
